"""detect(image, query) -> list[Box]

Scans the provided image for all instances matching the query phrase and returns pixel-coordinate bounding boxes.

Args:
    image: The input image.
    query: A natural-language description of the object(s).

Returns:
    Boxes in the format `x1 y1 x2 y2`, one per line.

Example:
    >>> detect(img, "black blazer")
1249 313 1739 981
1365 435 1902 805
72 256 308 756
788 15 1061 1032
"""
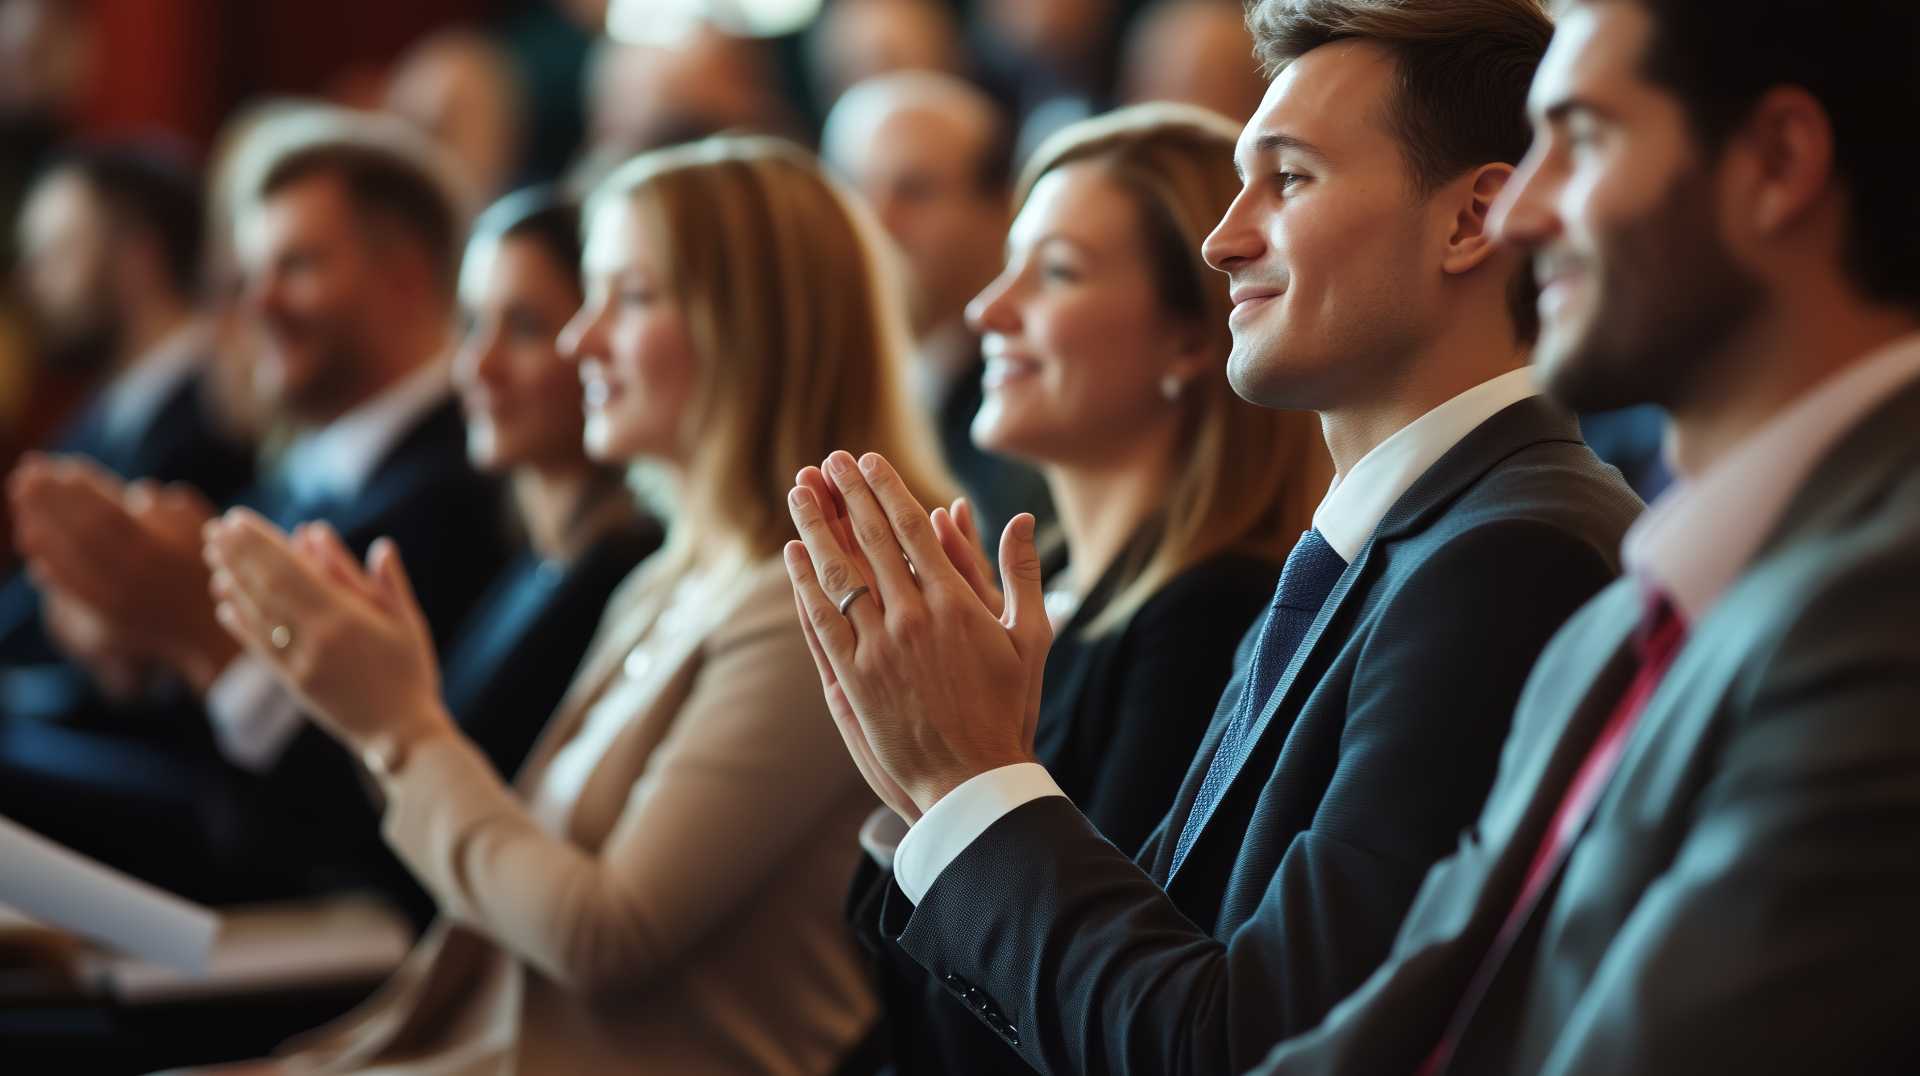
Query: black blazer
1254 379 1920 1076
849 545 1284 1075
875 396 1645 1075
0 369 254 666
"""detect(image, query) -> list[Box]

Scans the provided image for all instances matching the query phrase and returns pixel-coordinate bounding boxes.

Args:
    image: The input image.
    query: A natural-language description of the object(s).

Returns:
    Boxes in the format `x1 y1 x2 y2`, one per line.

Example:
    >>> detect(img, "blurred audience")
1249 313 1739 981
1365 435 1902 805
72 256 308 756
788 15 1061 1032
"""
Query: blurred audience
971 0 1123 159
382 27 527 201
576 26 797 191
1119 0 1268 121
842 102 1330 1076
0 144 254 708
0 111 512 909
822 70 1050 548
0 0 92 544
189 134 951 1076
807 0 968 113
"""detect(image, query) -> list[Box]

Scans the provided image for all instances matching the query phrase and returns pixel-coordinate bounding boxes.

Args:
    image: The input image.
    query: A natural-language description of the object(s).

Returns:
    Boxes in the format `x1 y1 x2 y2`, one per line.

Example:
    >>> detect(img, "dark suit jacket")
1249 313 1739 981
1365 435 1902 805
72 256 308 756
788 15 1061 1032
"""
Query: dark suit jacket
0 368 254 668
850 546 1284 1075
1252 380 1920 1076
878 396 1644 1075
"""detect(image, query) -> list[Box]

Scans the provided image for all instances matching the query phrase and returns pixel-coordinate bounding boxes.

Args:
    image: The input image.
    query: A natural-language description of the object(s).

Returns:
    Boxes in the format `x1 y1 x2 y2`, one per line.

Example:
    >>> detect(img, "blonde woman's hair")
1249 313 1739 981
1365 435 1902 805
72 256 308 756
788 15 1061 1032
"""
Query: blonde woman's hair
586 135 957 564
1017 103 1331 634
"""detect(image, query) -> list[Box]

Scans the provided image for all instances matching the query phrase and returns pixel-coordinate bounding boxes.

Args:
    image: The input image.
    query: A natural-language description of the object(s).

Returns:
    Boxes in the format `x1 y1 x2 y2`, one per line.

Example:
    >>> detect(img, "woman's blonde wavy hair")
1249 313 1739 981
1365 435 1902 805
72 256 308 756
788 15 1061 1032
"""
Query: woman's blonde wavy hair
586 135 957 564
1017 104 1332 634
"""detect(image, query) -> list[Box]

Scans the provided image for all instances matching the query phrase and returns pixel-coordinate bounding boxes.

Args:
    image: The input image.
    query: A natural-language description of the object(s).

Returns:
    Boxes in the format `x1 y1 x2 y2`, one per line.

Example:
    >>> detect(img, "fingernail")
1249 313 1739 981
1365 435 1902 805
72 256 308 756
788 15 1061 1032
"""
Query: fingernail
1015 514 1035 540
828 452 855 476
858 453 880 474
789 487 812 509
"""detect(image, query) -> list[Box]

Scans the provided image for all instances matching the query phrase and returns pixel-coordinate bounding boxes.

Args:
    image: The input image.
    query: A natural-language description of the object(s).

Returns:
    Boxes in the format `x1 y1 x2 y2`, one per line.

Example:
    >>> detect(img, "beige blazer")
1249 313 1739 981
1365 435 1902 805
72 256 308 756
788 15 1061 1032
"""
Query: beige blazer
278 554 878 1075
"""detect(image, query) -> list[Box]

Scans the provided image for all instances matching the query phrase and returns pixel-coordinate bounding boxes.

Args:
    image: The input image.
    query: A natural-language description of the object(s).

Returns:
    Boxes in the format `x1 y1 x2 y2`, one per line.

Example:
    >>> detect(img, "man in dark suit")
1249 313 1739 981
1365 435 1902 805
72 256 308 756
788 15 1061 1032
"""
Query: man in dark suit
1251 1 1920 1072
1 145 253 680
0 114 514 906
779 2 1641 1073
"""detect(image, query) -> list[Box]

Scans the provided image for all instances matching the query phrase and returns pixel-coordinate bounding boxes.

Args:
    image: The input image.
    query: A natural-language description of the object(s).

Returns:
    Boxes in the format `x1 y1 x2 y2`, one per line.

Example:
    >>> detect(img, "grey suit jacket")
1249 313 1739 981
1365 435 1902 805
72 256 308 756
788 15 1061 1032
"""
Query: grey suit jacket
1256 380 1920 1075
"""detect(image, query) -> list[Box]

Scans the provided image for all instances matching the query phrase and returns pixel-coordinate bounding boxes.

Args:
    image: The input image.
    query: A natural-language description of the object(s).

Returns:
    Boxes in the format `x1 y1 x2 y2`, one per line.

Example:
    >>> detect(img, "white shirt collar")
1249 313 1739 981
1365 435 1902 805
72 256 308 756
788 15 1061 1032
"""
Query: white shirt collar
1312 366 1540 562
1623 331 1920 623
98 320 210 445
278 357 453 505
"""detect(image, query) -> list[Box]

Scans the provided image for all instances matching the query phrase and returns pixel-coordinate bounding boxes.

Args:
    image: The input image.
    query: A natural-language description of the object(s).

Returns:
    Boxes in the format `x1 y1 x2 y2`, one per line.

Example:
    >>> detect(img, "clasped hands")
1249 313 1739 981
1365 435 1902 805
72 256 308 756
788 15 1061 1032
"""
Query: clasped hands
784 450 1053 823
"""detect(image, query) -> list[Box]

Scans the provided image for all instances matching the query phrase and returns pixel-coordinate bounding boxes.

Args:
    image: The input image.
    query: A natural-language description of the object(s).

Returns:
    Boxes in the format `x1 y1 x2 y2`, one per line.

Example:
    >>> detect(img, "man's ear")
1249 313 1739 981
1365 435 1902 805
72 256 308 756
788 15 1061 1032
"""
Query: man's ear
1736 85 1835 238
1441 162 1514 276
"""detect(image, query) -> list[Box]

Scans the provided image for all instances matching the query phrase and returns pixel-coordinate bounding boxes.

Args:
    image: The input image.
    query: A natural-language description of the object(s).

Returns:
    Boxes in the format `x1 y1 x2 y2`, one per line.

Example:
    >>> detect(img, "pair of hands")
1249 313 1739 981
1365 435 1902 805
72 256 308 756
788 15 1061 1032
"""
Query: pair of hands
9 454 234 697
8 452 450 755
783 449 1053 823
201 511 453 757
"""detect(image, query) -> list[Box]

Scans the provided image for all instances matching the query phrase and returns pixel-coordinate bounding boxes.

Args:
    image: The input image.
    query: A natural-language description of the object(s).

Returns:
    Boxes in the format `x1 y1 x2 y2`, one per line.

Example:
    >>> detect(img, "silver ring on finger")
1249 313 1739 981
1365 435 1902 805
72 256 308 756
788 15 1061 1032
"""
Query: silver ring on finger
837 586 872 617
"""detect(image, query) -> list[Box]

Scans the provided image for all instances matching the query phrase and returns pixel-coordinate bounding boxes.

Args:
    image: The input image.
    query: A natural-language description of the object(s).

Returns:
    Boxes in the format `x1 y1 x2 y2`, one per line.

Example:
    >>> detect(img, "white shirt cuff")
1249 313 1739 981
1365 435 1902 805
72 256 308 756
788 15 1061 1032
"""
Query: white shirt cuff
205 656 307 774
893 762 1066 904
859 807 908 870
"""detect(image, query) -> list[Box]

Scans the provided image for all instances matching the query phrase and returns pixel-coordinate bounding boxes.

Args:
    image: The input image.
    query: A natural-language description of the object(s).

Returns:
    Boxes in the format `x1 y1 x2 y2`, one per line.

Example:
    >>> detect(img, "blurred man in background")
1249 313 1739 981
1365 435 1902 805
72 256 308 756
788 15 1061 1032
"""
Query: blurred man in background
0 145 254 718
1119 0 1268 122
1 112 512 909
807 0 968 114
383 26 526 201
824 70 1051 546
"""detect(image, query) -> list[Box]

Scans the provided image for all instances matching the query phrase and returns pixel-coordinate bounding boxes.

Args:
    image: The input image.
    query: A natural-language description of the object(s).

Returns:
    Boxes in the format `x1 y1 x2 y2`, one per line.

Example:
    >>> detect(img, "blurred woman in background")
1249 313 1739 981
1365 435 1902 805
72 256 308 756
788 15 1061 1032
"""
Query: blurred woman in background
192 135 954 1075
840 102 1330 1076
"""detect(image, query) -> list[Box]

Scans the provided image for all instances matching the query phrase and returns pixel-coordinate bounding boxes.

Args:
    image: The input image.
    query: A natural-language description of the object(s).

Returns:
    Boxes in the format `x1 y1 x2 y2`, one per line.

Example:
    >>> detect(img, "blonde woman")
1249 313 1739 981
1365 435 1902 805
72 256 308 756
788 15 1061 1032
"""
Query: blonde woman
834 103 1330 1076
188 136 955 1075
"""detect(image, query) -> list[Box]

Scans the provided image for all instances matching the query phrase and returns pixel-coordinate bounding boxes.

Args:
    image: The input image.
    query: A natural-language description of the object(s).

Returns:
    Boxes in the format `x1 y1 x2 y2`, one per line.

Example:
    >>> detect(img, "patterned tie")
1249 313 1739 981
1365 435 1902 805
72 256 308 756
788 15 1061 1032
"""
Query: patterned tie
1168 528 1348 878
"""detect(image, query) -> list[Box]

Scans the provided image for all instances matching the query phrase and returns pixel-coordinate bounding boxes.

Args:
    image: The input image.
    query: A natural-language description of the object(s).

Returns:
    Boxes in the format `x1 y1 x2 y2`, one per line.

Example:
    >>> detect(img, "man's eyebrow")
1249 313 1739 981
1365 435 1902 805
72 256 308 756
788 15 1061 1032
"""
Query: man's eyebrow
1234 133 1328 181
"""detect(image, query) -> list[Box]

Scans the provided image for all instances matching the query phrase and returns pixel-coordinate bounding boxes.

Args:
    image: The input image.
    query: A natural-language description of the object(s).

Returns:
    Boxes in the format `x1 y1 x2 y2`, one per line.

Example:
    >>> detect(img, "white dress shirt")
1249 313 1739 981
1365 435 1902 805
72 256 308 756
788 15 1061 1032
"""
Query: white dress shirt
886 366 1542 903
1624 332 1920 621
206 359 454 774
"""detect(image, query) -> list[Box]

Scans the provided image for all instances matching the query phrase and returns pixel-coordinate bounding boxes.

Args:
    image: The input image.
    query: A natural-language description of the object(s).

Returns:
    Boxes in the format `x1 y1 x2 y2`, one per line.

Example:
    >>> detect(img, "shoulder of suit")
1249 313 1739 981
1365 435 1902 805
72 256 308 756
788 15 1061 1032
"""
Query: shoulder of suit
1436 437 1643 548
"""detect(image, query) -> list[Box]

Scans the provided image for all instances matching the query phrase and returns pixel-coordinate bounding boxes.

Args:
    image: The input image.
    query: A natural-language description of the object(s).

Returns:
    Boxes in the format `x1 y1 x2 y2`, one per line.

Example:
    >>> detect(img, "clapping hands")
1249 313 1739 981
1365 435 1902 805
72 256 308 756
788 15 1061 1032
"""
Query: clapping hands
783 450 1052 822
8 454 236 693
201 511 453 757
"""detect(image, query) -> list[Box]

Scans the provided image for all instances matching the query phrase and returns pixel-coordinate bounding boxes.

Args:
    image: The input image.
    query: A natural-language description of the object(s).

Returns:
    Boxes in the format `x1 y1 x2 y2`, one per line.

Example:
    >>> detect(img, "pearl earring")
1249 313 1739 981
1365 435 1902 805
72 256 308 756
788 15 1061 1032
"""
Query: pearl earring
1160 373 1185 401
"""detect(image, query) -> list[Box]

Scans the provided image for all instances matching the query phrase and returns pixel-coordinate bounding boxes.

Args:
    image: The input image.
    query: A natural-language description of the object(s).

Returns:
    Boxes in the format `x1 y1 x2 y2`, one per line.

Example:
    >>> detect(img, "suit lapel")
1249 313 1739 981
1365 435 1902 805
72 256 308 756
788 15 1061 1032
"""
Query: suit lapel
1174 397 1587 864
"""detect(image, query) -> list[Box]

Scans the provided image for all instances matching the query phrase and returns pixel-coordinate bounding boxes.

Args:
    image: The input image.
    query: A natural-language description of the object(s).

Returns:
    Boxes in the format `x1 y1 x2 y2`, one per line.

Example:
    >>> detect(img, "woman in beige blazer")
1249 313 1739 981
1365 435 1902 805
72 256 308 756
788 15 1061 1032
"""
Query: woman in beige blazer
188 136 957 1075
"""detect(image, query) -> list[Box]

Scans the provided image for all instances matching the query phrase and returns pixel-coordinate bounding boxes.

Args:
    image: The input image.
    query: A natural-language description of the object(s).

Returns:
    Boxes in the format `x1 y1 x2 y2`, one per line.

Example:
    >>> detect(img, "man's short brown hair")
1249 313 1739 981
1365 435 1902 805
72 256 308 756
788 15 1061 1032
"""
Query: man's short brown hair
1246 0 1552 338
247 112 468 294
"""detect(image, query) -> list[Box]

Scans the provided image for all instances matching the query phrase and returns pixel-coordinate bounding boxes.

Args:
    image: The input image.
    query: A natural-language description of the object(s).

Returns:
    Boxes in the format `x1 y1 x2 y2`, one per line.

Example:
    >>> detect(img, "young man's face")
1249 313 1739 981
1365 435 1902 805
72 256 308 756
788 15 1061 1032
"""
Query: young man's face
1203 41 1451 412
1491 1 1761 414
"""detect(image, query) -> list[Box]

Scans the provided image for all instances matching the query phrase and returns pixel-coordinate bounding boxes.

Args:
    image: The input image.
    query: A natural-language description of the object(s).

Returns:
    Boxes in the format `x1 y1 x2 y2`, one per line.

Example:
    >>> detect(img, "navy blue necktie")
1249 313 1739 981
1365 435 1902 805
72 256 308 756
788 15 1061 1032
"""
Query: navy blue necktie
1168 528 1347 878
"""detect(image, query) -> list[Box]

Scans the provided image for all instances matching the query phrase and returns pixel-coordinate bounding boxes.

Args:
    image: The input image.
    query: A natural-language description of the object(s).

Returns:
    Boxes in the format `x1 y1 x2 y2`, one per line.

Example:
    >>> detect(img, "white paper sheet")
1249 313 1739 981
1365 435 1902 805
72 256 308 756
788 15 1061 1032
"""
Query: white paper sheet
0 814 220 975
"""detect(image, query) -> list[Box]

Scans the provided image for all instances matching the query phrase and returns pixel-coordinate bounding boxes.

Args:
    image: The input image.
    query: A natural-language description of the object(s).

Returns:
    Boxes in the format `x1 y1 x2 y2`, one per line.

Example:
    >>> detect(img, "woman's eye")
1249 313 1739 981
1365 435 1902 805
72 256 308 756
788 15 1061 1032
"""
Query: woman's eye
1042 263 1079 283
1276 172 1306 190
